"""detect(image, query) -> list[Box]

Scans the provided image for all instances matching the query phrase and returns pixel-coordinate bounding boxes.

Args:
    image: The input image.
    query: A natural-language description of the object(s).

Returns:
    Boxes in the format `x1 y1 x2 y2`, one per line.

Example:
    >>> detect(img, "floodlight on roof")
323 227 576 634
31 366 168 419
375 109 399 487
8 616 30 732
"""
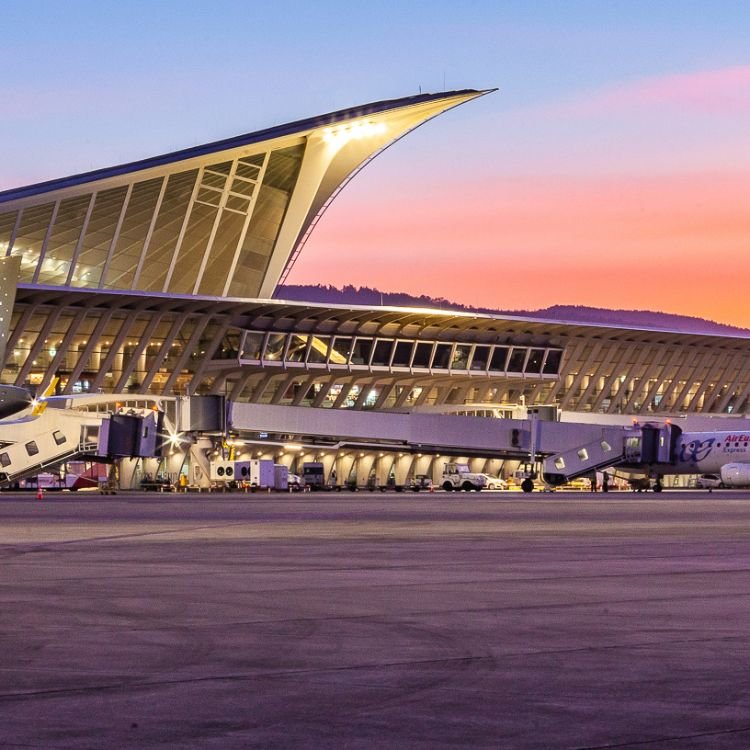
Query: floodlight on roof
322 120 387 147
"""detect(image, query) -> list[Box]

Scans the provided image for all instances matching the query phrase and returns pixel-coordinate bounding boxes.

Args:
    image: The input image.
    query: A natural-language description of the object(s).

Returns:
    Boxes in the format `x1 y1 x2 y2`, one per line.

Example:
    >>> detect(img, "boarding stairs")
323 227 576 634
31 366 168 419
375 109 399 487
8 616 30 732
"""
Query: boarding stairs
542 422 681 486
542 426 627 486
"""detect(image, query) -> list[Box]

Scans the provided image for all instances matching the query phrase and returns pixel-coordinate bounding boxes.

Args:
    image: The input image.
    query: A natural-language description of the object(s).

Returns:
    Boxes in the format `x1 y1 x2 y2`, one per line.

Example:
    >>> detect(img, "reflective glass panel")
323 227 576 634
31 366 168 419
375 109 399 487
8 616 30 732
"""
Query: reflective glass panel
228 144 305 298
0 210 18 254
372 339 394 366
265 333 287 361
241 332 264 360
167 202 218 294
139 170 197 292
490 346 508 371
196 208 247 296
307 336 330 364
433 344 452 369
412 342 433 368
392 341 413 367
543 349 563 374
351 338 372 365
74 186 128 288
451 345 471 370
38 194 91 285
330 337 352 365
105 178 163 289
470 345 490 371
286 334 308 362
525 348 545 374
508 348 527 372
14 203 55 282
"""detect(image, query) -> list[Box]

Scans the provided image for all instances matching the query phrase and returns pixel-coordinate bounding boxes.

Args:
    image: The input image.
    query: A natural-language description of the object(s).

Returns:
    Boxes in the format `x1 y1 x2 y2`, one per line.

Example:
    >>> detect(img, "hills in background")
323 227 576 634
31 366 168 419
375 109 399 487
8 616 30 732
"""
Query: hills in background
276 284 750 337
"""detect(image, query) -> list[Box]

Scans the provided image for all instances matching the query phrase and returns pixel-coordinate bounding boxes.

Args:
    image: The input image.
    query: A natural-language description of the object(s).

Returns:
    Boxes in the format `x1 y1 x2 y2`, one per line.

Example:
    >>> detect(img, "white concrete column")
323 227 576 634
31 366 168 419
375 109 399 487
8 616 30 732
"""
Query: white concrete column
319 453 337 483
336 453 355 486
189 442 212 488
394 455 414 485
118 457 140 489
164 449 186 482
356 454 376 487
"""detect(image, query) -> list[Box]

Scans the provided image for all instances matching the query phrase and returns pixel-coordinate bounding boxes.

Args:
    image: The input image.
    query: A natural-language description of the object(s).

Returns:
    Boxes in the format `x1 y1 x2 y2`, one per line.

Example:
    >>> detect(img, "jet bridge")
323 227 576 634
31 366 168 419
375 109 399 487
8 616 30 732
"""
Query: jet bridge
0 395 166 487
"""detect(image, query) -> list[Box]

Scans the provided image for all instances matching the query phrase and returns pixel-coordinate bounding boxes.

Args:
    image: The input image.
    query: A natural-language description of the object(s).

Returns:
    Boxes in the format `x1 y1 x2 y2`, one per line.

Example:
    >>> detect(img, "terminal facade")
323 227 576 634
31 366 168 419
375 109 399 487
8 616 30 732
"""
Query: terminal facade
2 89 750 488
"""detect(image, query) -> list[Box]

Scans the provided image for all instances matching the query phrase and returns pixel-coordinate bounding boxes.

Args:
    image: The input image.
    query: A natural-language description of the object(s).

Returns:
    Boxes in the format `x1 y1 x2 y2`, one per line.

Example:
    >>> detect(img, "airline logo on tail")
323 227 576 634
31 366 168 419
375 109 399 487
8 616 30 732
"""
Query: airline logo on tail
31 377 59 416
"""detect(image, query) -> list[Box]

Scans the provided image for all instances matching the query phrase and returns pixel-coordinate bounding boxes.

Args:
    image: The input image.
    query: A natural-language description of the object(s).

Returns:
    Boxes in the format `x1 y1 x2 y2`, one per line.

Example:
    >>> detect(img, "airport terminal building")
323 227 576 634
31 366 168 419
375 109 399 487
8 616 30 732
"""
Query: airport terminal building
2 89 750 487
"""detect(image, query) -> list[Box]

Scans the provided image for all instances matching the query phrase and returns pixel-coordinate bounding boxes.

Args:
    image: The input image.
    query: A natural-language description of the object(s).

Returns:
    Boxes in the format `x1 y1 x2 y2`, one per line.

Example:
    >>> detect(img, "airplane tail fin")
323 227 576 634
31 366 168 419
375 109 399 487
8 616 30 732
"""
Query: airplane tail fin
32 376 59 416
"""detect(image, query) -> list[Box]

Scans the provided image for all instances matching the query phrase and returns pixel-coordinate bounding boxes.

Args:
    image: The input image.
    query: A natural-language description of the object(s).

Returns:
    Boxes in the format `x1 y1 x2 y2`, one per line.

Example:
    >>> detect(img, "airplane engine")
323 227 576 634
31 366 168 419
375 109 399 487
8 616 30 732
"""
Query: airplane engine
0 385 33 419
719 463 750 487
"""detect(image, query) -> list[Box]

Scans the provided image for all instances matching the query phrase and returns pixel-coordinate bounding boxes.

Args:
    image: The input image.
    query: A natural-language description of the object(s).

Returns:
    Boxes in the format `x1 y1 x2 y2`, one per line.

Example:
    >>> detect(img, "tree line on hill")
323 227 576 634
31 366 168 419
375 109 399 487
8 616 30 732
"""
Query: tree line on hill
275 284 749 337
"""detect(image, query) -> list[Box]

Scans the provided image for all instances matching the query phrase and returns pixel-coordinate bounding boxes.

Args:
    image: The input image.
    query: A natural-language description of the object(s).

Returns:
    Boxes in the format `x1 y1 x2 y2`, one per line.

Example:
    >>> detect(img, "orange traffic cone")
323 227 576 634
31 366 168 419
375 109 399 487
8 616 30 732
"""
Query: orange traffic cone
36 487 44 500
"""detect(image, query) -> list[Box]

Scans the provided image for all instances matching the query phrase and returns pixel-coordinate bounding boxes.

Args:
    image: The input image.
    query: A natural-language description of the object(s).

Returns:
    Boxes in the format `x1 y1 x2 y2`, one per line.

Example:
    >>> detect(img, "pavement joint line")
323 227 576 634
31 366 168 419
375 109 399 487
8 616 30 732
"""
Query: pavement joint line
0 633 746 674
573 722 750 748
0 654 493 703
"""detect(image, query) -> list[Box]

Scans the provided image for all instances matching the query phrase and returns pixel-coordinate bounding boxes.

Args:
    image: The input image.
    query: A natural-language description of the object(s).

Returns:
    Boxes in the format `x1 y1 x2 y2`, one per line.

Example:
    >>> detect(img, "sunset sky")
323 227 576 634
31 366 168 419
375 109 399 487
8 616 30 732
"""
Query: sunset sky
2 1 749 324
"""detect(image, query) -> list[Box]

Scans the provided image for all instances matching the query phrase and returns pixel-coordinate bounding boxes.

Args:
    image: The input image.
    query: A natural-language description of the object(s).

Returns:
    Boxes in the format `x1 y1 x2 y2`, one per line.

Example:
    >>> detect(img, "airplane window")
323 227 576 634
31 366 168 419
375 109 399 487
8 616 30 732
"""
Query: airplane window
0 452 10 467
25 441 39 456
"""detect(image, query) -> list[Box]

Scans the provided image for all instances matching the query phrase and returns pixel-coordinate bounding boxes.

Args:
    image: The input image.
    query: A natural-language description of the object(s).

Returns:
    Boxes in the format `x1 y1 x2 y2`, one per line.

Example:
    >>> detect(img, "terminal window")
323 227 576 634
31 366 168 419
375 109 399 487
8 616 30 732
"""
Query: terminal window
471 346 490 370
490 347 508 371
372 340 394 367
412 342 433 368
392 341 413 367
432 344 452 369
508 348 527 372
351 338 373 365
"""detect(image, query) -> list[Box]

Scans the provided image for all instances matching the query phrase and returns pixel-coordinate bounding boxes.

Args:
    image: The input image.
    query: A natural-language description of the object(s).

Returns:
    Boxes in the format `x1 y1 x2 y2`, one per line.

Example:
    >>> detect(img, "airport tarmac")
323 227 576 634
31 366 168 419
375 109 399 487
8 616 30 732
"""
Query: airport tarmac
2 490 750 749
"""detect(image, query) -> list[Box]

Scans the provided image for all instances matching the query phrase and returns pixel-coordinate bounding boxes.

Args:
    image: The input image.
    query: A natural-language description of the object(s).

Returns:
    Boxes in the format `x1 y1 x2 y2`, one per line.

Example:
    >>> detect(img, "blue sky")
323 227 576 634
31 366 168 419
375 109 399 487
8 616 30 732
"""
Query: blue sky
3 1 749 322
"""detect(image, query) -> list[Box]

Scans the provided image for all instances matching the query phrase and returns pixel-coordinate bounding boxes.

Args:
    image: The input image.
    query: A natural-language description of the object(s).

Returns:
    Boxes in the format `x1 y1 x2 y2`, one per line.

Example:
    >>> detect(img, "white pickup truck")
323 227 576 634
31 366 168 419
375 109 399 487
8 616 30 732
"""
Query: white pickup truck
441 463 486 492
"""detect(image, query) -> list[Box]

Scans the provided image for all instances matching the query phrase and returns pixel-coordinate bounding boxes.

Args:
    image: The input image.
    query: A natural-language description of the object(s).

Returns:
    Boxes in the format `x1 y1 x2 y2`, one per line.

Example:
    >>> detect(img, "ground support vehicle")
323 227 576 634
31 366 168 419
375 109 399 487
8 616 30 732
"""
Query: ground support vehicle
441 463 486 492
409 474 433 492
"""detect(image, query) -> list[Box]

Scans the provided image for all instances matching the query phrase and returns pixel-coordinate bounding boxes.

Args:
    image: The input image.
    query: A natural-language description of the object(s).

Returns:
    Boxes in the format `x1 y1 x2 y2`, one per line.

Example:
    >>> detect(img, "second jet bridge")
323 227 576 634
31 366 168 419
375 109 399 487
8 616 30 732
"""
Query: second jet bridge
543 422 682 486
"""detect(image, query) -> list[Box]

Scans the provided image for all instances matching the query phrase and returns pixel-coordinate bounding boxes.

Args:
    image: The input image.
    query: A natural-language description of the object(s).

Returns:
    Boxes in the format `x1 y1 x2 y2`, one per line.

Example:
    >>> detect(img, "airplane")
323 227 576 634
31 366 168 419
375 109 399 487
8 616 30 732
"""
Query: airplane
543 421 750 492
620 425 750 491
0 385 33 419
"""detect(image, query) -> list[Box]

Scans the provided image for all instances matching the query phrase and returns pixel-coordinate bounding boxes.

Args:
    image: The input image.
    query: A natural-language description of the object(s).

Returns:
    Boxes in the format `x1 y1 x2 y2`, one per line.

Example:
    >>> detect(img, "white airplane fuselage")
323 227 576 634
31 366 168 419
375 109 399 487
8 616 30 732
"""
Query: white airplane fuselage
672 431 750 474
